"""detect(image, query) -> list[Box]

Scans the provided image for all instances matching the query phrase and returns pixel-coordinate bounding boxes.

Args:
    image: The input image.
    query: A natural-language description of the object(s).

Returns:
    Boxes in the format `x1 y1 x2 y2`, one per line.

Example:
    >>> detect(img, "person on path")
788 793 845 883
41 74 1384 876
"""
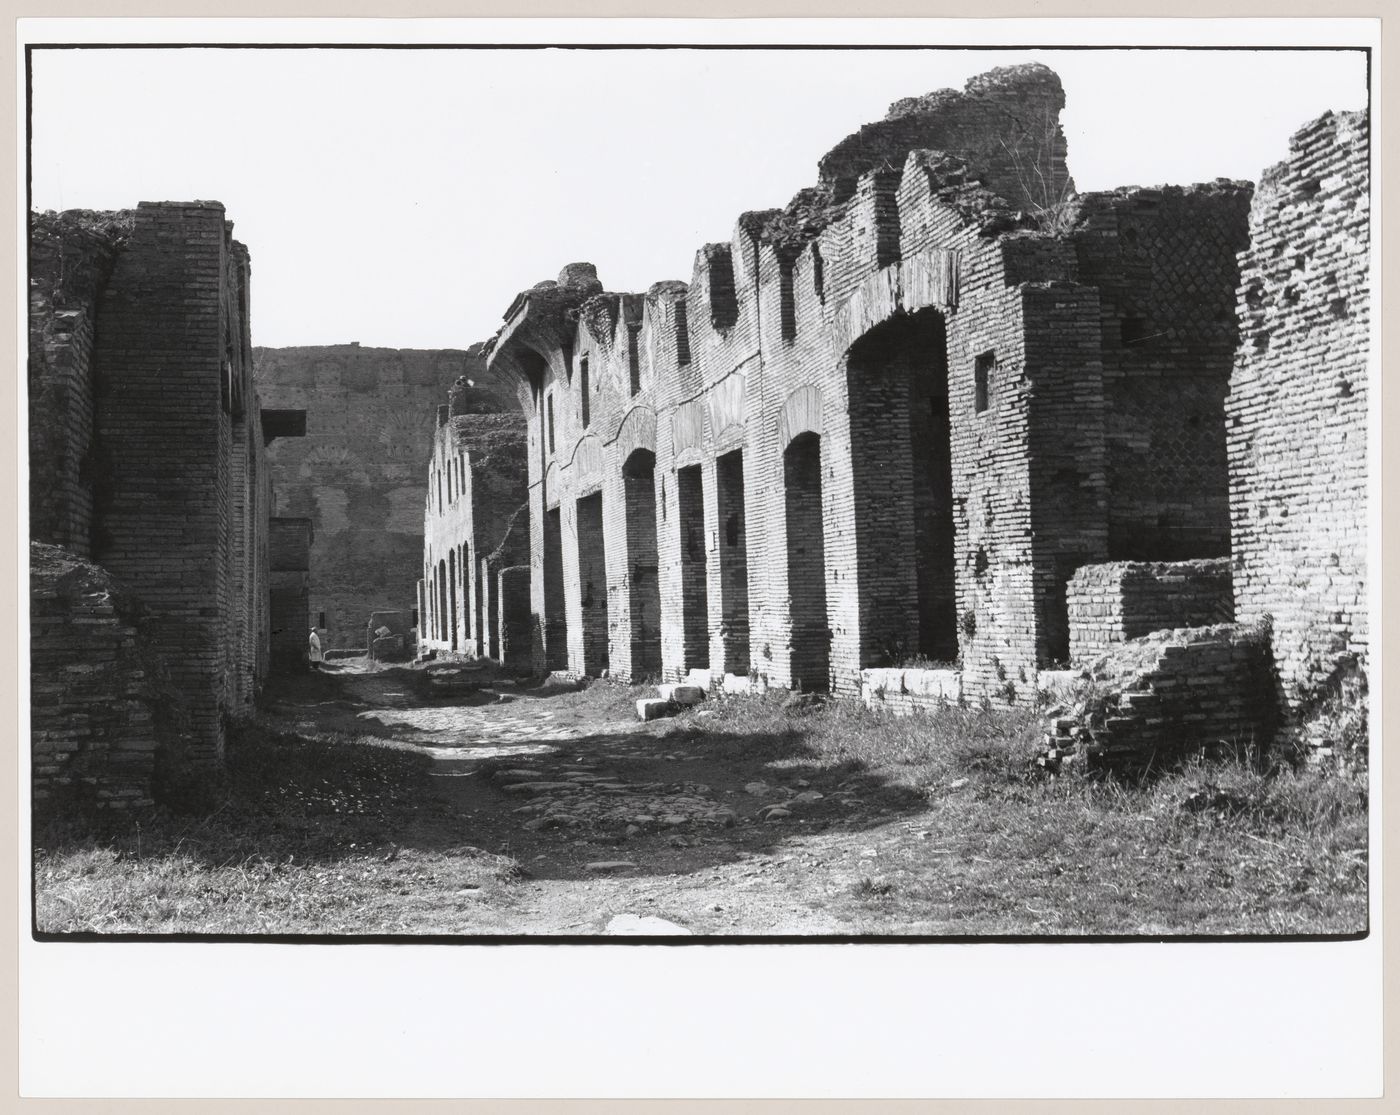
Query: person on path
309 628 324 670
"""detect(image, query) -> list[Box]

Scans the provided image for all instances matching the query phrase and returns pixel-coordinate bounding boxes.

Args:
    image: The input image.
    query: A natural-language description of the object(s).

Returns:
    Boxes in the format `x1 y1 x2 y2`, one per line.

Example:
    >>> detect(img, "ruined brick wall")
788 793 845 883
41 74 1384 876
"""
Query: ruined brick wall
1067 559 1234 663
87 201 264 768
30 544 166 809
1227 109 1370 710
27 211 131 554
29 201 277 797
484 63 1244 705
256 343 515 649
1044 622 1276 771
818 62 1073 212
1067 185 1252 561
420 399 527 660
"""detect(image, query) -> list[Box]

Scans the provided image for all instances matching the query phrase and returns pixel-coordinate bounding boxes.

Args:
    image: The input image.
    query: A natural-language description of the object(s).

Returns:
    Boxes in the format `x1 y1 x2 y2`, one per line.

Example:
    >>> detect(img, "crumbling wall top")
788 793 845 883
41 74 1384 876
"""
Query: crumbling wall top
817 61 1072 207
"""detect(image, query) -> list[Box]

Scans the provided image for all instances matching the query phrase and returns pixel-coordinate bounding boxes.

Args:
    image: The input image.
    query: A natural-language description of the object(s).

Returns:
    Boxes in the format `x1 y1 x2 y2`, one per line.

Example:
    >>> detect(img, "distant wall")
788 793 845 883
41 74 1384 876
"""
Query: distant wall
270 517 311 672
255 344 515 649
1227 109 1370 709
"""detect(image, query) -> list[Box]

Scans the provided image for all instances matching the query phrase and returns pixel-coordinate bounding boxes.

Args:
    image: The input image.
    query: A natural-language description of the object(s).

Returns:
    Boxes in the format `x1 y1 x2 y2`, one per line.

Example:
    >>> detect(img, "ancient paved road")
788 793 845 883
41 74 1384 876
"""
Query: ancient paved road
264 658 925 935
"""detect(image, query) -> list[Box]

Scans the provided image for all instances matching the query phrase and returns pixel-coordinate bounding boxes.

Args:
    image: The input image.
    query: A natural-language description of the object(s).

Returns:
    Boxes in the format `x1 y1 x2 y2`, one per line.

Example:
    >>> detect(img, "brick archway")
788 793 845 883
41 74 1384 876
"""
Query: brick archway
846 307 957 667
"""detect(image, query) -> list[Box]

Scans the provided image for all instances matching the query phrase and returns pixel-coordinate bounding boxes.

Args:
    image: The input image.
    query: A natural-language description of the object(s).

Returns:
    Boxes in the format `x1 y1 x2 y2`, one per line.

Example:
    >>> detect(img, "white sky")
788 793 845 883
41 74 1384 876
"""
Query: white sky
31 45 1367 350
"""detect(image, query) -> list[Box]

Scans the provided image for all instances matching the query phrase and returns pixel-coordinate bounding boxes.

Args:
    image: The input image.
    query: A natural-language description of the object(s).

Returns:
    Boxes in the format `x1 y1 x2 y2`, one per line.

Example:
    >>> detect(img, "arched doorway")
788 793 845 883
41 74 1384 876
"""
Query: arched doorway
846 308 957 667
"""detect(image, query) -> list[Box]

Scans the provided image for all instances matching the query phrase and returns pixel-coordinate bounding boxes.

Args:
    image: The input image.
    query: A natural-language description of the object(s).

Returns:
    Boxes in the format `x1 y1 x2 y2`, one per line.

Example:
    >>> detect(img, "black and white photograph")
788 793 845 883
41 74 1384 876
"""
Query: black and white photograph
24 24 1374 949
17 13 1386 1102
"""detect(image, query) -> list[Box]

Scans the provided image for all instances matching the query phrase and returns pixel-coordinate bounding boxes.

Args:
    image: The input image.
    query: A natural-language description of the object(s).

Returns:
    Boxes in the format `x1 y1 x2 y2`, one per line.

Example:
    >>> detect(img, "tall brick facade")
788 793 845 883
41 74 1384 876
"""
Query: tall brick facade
255 343 517 649
1227 109 1370 710
483 64 1250 703
28 202 296 802
418 381 529 666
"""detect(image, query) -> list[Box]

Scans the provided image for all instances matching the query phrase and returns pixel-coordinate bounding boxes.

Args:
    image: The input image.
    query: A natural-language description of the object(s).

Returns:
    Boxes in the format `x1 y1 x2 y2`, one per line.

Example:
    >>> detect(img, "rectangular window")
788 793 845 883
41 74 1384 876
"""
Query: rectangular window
317 611 326 628
779 254 797 341
627 325 641 396
546 393 556 454
674 299 691 367
580 356 590 428
974 351 995 413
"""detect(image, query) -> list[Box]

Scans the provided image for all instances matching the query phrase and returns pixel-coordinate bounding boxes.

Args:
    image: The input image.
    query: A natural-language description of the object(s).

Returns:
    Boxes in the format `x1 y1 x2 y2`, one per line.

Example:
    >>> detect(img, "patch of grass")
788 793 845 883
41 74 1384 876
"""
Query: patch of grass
33 719 519 935
660 691 1367 935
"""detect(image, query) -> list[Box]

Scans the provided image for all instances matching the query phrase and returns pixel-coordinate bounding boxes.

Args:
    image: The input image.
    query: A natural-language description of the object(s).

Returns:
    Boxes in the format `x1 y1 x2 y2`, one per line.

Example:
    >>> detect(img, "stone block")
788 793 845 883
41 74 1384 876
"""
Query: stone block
636 698 677 722
658 683 705 706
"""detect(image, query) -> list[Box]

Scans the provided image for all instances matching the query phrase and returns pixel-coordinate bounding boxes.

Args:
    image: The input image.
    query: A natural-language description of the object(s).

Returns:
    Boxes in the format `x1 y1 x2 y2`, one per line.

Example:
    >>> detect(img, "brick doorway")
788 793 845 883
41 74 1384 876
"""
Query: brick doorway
676 464 709 672
784 432 830 692
715 448 750 674
447 547 459 652
623 449 662 679
543 505 568 670
846 308 957 667
437 559 448 644
575 490 609 676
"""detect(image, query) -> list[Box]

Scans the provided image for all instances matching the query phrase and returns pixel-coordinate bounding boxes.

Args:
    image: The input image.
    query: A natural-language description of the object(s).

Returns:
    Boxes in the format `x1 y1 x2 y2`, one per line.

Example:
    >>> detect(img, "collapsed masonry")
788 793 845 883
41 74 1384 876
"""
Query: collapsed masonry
481 63 1253 707
254 343 517 651
28 202 305 807
1046 107 1370 768
417 377 531 668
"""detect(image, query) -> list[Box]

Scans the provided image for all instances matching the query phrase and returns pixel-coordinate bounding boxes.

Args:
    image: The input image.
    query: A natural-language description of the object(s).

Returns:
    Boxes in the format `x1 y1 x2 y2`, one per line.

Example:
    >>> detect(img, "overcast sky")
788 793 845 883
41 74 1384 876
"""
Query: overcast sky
30 44 1367 350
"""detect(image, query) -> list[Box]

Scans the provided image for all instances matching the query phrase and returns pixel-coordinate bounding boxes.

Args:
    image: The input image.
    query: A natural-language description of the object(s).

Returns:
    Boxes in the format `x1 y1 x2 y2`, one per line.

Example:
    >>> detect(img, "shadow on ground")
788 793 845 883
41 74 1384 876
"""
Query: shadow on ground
38 659 934 887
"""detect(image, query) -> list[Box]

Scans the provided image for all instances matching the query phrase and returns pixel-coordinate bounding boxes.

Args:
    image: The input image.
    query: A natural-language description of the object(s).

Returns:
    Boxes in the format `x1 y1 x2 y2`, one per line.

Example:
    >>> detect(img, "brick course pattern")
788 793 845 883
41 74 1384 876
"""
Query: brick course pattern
1043 623 1276 771
255 344 517 649
1067 559 1234 663
30 544 165 808
28 201 287 797
1226 109 1370 711
482 64 1249 703
418 381 529 664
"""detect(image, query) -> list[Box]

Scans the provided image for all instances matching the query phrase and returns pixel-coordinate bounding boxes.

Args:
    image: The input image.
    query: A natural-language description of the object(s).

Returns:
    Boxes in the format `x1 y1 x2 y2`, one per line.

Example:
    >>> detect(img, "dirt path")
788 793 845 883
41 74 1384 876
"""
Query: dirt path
264 660 933 935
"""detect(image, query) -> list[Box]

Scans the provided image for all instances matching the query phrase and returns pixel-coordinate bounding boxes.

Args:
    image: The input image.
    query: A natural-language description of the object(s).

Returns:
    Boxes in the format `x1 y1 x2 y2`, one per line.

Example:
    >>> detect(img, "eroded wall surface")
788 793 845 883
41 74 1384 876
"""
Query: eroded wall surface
1227 108 1370 709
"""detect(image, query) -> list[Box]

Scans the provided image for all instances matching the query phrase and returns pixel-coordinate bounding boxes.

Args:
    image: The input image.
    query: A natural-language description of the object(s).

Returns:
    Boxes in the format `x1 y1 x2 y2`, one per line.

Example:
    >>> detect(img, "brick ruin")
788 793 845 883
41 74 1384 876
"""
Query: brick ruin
28 202 304 806
480 63 1257 706
1227 109 1370 714
417 377 530 668
1046 106 1370 768
253 343 517 651
28 68 1370 806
